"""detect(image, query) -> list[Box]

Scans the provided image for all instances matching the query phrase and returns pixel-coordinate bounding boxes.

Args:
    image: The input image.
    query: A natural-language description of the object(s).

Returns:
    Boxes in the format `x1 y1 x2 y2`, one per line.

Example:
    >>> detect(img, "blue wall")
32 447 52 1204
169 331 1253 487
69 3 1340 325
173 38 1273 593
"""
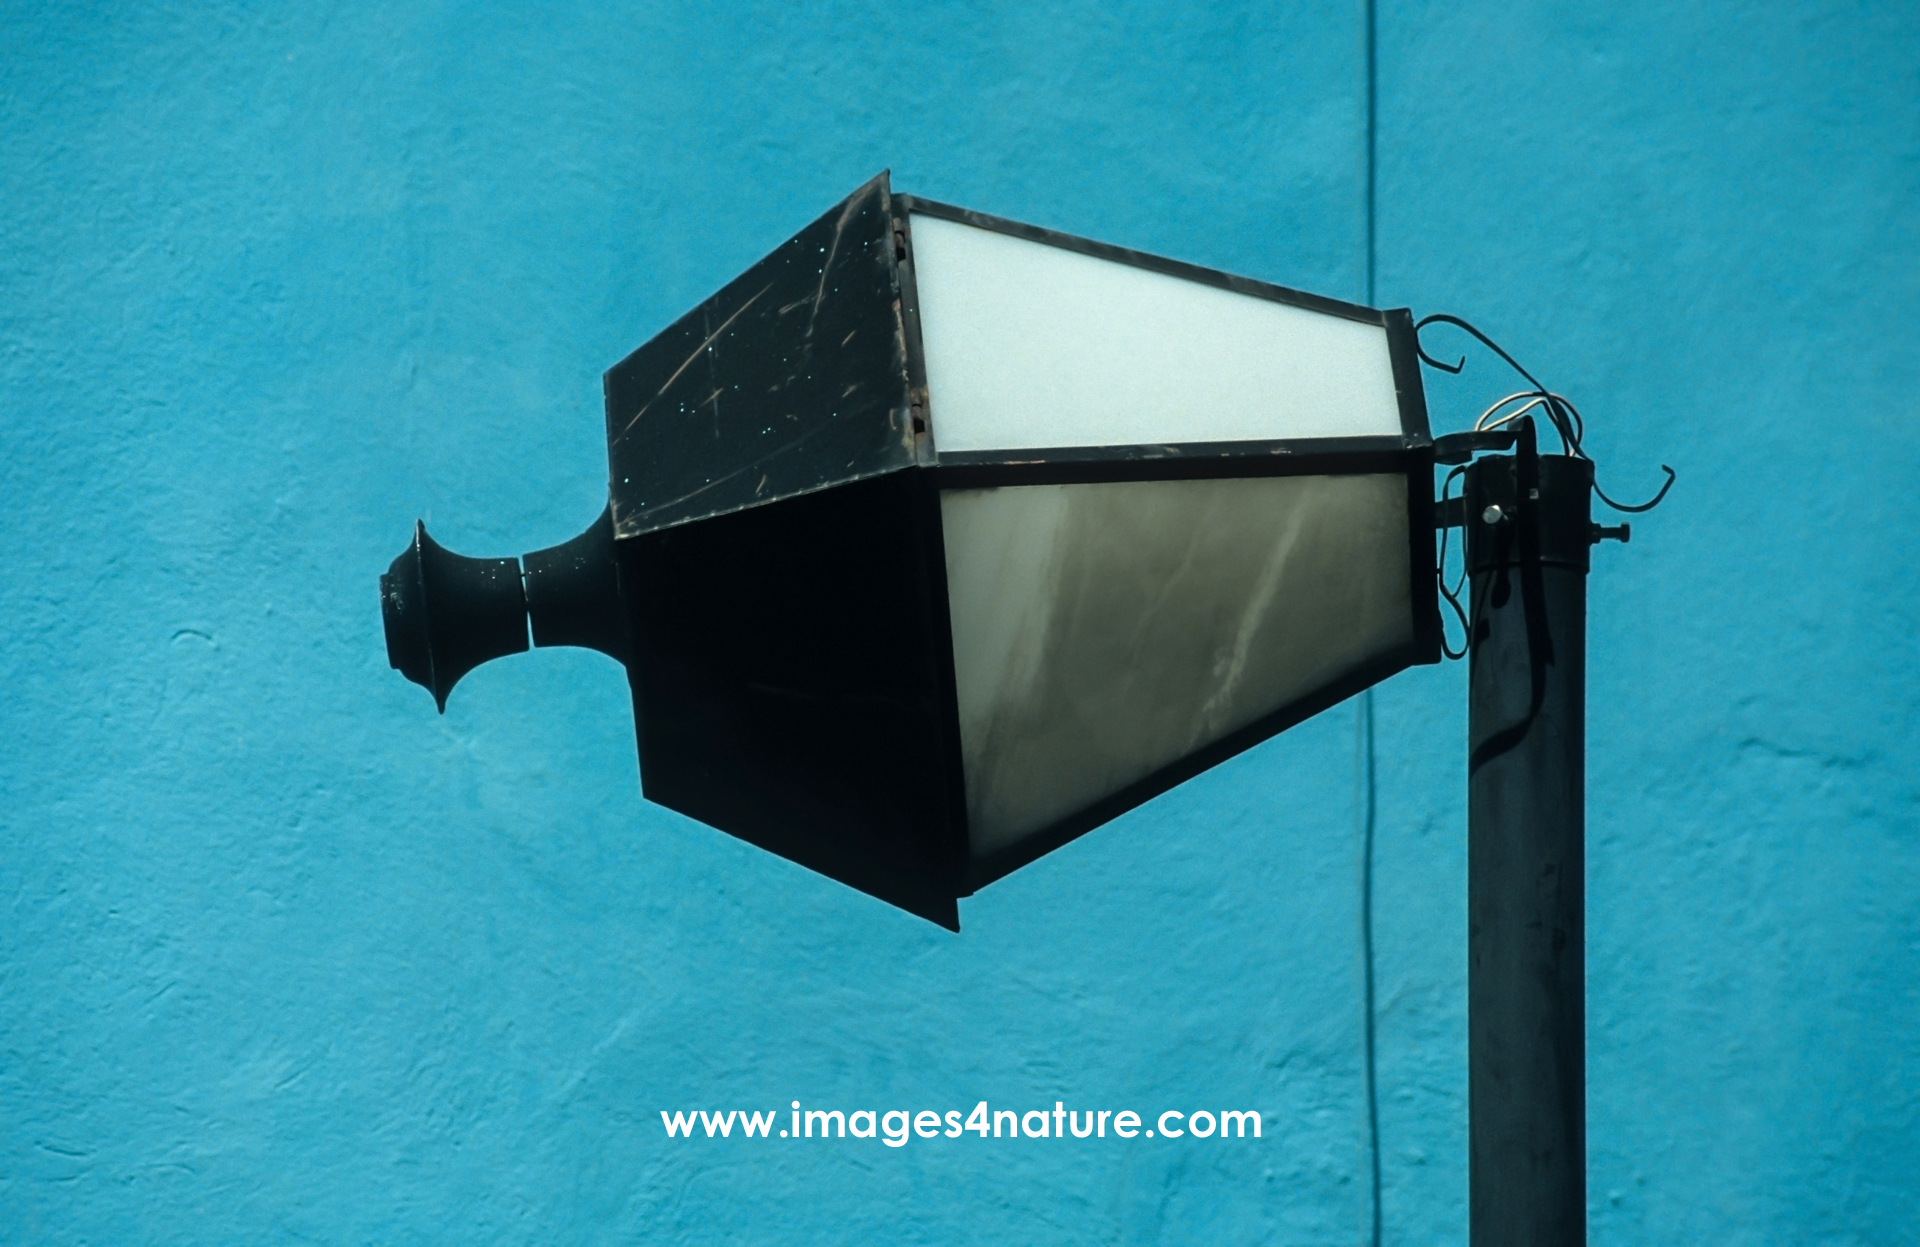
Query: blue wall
3 2 1913 1242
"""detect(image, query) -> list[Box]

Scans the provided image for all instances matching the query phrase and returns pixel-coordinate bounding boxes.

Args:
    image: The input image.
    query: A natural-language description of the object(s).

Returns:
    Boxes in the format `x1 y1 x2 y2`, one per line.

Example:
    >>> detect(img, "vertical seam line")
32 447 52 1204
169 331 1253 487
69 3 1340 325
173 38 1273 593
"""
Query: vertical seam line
1360 0 1385 1242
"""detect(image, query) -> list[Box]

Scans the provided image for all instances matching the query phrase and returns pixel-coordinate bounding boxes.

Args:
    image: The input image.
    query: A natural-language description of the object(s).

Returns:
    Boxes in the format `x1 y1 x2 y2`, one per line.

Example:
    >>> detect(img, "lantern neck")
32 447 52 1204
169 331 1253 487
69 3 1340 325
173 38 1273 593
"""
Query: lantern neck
379 505 628 712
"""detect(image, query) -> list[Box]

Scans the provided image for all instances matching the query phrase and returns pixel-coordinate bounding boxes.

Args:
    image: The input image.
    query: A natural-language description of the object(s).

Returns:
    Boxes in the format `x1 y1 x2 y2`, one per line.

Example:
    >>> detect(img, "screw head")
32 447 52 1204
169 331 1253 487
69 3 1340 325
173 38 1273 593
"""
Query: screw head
1482 504 1506 524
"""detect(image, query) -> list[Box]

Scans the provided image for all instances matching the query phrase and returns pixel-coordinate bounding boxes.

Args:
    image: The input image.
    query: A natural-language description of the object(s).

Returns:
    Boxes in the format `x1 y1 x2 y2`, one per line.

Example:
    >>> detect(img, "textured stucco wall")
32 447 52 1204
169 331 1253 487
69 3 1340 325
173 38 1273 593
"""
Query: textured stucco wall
2 2 1914 1243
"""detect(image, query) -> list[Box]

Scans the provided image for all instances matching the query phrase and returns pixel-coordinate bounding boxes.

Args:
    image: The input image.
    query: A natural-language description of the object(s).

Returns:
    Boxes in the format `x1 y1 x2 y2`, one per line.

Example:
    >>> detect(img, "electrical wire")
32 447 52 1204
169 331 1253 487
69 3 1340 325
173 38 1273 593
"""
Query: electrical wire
1435 465 1471 659
1418 315 1677 661
1415 313 1677 514
1474 392 1554 435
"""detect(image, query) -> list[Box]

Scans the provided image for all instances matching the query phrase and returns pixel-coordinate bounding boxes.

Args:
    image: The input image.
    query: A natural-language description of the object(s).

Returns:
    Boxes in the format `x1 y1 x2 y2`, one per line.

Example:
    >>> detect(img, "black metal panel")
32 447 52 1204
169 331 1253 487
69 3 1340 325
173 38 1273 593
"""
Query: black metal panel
618 470 966 929
605 172 915 539
1405 451 1444 665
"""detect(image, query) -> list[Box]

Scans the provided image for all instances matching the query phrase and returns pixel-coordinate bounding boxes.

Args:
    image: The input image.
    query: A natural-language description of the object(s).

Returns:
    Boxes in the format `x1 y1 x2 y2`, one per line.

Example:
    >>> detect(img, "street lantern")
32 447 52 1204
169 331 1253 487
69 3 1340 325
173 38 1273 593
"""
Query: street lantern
381 172 1439 929
381 171 1667 1246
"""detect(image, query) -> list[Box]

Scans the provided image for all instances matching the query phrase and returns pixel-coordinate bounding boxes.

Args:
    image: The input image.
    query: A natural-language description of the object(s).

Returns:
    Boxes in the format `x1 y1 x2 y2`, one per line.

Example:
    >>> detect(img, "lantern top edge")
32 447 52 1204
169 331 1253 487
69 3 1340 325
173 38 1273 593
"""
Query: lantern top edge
897 192 1398 332
602 172 1432 542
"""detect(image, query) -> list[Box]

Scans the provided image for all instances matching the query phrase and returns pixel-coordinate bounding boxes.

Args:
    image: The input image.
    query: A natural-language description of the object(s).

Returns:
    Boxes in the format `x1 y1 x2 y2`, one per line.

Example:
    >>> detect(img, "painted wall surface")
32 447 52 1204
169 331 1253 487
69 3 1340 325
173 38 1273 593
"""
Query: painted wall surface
2 2 1913 1243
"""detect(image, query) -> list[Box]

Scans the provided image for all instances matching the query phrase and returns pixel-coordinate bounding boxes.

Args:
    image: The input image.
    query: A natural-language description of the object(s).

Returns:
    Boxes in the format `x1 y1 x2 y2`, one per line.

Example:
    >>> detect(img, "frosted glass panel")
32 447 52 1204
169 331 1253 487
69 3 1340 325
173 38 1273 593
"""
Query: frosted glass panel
941 475 1412 856
909 214 1403 453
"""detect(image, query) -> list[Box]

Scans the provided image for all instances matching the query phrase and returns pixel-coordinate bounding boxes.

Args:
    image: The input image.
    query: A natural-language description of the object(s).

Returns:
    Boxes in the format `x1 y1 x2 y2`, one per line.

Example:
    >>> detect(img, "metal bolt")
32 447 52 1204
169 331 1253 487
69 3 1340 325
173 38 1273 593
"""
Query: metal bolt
1482 504 1507 525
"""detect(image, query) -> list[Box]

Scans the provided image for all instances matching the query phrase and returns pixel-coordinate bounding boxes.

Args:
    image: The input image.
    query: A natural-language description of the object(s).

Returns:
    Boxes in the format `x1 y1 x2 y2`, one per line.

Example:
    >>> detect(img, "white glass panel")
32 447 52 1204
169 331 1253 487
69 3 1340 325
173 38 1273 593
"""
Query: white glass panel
941 474 1413 857
909 214 1403 453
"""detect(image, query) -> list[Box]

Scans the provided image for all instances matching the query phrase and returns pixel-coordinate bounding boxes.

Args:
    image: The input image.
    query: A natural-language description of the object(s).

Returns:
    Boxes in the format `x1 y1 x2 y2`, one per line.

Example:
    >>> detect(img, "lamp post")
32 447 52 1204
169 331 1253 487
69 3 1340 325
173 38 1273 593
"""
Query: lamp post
1462 422 1601 1247
379 173 1654 1245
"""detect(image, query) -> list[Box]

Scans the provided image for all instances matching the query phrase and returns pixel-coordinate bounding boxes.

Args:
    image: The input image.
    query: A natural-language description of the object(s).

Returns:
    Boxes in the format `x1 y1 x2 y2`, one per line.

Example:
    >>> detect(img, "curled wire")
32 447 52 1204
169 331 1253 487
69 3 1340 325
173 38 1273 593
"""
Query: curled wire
1414 313 1676 514
1419 313 1678 661
1596 465 1676 512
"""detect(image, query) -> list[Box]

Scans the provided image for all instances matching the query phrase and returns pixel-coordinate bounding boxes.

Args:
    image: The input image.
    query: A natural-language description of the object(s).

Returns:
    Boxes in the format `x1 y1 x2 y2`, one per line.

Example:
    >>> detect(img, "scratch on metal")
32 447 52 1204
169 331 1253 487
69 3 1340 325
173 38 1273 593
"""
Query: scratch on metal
619 283 772 437
806 194 864 340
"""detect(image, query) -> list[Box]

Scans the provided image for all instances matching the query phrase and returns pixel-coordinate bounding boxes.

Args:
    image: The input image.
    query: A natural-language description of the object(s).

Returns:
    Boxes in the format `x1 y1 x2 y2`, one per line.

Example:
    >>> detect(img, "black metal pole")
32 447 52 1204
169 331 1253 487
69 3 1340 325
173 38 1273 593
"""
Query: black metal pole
1464 421 1596 1247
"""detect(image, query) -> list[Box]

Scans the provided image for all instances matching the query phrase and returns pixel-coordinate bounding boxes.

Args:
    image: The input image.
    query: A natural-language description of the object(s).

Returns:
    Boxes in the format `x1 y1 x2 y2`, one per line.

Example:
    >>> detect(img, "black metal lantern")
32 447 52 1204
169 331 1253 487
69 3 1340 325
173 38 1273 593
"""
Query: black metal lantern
382 172 1440 928
382 169 1680 1244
